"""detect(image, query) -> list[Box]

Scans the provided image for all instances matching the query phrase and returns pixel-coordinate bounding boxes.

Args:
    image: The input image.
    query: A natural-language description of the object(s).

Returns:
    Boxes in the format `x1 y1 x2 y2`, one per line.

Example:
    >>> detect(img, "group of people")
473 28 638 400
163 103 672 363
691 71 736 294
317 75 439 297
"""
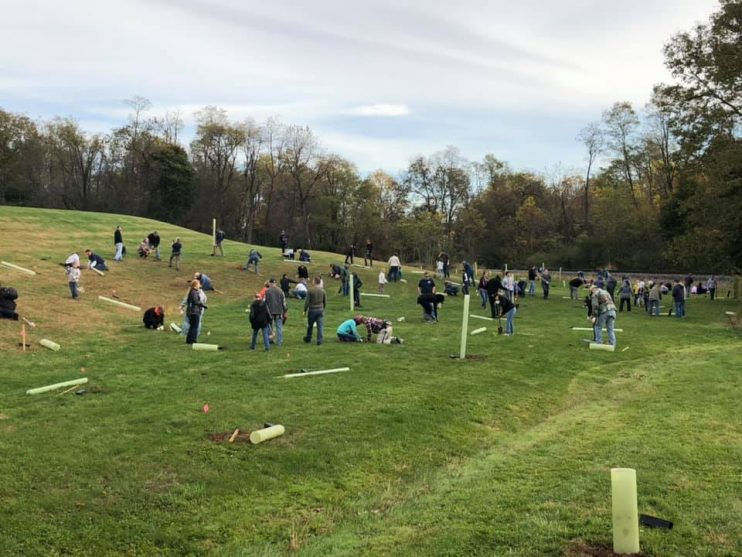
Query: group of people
114 226 183 270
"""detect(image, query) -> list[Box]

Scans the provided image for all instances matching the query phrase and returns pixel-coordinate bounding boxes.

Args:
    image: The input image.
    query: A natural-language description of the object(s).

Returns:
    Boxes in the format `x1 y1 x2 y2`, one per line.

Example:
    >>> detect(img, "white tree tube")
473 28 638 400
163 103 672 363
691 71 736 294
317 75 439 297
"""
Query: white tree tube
470 327 487 335
459 294 470 359
170 323 182 333
92 268 105 276
572 327 623 332
470 314 494 321
39 339 60 351
282 367 349 378
192 343 219 351
589 343 615 352
249 424 285 444
611 468 640 554
1 261 36 275
27 377 88 395
361 293 390 298
98 296 141 311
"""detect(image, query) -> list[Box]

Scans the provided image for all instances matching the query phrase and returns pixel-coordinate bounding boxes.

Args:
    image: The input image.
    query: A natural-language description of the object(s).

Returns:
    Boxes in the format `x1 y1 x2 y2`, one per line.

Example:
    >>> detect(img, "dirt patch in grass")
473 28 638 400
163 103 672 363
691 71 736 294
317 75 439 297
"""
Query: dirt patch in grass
567 542 653 557
465 354 488 361
208 431 252 443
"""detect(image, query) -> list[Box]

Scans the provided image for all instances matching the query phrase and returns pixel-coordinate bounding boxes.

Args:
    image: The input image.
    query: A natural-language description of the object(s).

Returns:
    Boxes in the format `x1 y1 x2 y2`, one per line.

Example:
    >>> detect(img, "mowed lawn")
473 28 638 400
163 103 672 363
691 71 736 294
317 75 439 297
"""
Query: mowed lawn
0 206 740 557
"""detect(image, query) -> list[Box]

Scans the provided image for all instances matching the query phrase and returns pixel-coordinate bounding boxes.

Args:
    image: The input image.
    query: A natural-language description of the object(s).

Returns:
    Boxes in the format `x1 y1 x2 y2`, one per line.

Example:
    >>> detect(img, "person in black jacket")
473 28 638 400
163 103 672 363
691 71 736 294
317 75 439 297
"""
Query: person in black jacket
84 249 109 271
494 289 517 335
143 306 165 329
249 293 273 350
528 266 537 296
147 231 161 260
114 225 124 261
486 274 503 318
0 284 19 320
417 293 445 322
569 276 584 300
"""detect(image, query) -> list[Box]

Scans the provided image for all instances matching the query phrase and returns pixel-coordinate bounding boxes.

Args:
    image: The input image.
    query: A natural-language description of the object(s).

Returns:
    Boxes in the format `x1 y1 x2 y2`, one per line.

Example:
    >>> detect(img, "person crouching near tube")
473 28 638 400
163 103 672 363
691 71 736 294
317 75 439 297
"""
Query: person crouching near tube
494 289 517 336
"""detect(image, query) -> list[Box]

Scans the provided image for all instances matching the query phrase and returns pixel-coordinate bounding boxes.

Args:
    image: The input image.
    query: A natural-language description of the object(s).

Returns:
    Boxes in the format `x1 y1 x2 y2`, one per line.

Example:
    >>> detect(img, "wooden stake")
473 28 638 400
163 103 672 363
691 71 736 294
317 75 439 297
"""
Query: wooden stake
21 324 26 352
228 429 240 443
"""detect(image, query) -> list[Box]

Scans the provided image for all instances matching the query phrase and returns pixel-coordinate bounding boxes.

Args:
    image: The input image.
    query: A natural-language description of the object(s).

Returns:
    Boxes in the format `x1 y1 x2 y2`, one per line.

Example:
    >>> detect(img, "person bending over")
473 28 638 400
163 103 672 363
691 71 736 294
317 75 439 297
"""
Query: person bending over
337 317 363 342
0 283 19 320
143 306 165 329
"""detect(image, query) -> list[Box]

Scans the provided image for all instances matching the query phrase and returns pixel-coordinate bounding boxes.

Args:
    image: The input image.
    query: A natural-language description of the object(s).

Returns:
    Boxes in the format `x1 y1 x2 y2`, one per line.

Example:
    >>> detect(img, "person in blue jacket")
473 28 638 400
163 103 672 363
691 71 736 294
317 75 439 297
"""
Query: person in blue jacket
337 317 364 342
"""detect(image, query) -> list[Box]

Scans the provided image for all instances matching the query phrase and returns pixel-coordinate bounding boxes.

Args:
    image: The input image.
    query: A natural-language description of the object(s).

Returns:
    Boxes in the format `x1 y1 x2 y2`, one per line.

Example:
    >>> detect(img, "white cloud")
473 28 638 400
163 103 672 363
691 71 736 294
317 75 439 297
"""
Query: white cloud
0 0 721 172
342 104 410 117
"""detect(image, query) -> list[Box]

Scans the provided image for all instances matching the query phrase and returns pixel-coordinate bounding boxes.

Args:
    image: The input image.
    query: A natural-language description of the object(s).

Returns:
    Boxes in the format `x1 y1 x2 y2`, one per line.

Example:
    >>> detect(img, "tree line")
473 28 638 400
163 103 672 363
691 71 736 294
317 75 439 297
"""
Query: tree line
1 0 739 273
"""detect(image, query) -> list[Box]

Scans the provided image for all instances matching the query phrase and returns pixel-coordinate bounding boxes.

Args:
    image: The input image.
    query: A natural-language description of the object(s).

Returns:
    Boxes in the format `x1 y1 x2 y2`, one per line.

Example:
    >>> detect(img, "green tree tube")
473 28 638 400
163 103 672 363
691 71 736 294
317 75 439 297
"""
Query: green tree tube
39 339 60 351
192 343 219 351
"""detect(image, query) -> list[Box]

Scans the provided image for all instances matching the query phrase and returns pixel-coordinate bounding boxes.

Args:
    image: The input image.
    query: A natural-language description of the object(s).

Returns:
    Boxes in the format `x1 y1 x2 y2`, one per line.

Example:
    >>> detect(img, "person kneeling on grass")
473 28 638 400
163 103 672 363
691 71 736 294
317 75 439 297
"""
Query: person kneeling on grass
0 283 19 320
85 249 109 271
356 315 403 344
337 317 363 342
143 306 165 330
417 292 445 322
194 272 214 292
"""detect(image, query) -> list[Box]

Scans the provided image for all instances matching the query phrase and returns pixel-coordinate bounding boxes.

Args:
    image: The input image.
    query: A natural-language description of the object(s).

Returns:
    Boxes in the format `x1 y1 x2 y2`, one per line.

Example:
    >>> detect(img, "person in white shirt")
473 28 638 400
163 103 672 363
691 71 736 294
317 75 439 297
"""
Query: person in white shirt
293 279 308 300
388 253 401 282
378 270 388 293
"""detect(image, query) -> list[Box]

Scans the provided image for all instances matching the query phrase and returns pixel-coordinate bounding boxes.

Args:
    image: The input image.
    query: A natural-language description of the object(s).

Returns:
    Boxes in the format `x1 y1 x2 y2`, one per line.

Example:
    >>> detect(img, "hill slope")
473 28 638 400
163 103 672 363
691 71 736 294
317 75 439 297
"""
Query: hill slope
1 206 740 557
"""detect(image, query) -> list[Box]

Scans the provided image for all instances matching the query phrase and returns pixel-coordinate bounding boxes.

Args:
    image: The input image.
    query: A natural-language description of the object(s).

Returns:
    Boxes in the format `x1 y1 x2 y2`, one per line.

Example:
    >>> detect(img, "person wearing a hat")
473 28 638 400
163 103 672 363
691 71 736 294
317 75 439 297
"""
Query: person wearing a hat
264 277 288 346
590 283 617 347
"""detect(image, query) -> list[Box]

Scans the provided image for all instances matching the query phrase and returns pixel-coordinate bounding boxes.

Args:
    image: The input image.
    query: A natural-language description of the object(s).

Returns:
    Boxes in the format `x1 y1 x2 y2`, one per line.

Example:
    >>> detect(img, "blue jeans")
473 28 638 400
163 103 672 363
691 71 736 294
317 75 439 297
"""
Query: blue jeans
251 326 271 350
114 243 123 261
270 315 283 346
186 313 201 344
337 333 357 342
649 300 660 316
594 310 616 346
305 309 324 344
529 280 536 296
246 257 259 272
542 282 550 299
570 286 579 299
478 288 488 308
505 307 516 334
675 301 685 317
181 313 202 339
69 281 79 299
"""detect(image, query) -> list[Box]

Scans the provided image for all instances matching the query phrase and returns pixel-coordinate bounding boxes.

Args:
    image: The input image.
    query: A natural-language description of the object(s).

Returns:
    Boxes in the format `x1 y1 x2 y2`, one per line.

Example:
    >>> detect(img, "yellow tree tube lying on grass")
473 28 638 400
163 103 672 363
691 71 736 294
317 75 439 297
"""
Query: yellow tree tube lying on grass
249 425 285 444
27 377 88 395
39 339 60 351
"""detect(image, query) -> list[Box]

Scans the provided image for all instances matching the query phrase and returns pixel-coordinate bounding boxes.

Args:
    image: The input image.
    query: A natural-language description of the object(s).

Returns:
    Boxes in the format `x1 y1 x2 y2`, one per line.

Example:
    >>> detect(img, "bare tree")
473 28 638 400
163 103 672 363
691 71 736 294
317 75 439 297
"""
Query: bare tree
577 122 603 226
602 102 640 206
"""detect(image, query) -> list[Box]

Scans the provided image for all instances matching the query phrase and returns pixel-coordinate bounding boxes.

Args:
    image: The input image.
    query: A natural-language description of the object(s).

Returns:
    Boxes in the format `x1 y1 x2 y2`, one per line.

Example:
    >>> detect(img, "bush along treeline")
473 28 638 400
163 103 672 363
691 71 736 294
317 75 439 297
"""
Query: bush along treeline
1 1 739 273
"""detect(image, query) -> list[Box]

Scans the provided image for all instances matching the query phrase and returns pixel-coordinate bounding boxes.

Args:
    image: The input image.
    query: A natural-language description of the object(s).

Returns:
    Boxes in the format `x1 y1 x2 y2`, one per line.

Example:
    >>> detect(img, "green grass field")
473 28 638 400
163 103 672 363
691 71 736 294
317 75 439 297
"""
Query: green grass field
1 206 740 557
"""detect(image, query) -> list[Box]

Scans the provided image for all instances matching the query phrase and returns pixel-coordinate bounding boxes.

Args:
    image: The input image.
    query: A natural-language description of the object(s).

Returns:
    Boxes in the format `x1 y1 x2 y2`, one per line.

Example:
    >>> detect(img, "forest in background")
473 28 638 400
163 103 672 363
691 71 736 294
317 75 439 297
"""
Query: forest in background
1 0 739 273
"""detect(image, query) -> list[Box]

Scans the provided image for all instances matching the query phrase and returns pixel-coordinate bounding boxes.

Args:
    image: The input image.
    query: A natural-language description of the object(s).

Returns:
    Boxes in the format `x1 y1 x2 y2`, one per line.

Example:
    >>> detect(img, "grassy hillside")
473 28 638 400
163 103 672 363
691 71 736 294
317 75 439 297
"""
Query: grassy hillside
1 206 740 557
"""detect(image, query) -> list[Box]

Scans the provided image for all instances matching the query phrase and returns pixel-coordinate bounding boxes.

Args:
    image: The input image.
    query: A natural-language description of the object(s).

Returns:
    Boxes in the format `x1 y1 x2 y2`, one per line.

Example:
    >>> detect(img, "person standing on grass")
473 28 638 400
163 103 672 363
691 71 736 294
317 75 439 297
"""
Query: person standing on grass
264 278 288 347
147 231 161 260
672 278 686 318
345 243 356 265
169 238 182 270
279 230 288 254
337 317 363 342
352 272 363 308
248 292 272 351
113 225 124 261
388 253 401 282
618 279 632 312
590 283 617 347
439 251 450 278
65 261 81 299
185 279 207 344
540 267 551 299
648 281 661 316
494 289 517 336
339 263 350 296
502 271 515 302
707 276 717 300
478 271 490 308
378 269 388 294
528 266 537 296
212 228 225 257
364 239 373 267
303 276 326 345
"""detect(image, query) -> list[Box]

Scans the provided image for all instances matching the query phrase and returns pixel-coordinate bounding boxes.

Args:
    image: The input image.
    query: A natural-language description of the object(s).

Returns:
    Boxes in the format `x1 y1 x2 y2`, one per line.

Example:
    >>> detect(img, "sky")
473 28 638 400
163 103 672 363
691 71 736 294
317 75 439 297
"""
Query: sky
0 0 720 175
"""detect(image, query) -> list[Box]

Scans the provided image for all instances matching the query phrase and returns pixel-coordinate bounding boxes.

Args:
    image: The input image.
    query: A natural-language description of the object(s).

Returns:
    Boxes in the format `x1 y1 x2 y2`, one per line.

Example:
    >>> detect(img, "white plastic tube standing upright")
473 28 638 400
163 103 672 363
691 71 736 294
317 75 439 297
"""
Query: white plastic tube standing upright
459 294 470 359
611 468 640 554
